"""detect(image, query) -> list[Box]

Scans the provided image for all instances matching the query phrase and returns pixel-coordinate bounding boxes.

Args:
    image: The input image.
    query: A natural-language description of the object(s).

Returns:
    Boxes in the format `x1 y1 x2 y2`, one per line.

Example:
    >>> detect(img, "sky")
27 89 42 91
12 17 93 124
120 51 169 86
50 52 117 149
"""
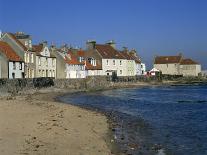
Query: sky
0 0 207 69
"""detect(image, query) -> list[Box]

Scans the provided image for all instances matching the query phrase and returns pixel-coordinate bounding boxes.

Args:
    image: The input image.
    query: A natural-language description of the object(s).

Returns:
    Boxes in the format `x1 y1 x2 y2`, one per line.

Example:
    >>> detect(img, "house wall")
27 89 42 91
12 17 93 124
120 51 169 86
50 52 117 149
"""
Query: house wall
66 64 86 78
180 64 201 76
154 63 180 75
24 51 36 78
126 60 136 76
0 53 8 78
51 50 66 79
102 59 127 76
87 70 103 76
9 61 24 79
141 63 146 75
36 56 56 78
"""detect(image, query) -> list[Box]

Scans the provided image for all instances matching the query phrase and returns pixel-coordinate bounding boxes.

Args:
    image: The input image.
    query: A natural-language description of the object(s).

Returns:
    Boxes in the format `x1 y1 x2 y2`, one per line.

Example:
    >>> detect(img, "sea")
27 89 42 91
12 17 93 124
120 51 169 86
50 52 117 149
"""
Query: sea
58 84 207 155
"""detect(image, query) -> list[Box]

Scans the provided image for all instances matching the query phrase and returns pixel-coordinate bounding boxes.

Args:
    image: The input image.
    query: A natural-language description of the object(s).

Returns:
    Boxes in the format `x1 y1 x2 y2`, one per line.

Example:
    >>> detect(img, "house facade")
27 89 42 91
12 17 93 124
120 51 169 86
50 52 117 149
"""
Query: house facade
0 41 25 79
154 55 182 75
50 45 67 79
154 54 201 76
65 51 86 78
120 50 136 76
33 42 56 78
0 32 36 78
85 41 128 76
180 59 201 76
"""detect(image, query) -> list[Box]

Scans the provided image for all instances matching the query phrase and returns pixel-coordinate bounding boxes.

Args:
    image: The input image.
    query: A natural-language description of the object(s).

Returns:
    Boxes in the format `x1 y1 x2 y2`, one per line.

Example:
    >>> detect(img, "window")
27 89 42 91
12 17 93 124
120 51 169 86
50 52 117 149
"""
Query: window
46 58 48 66
106 60 109 65
13 62 16 70
39 70 41 76
120 60 122 66
167 64 168 68
27 53 30 63
19 62 22 70
25 41 28 46
24 53 27 62
120 70 122 75
113 60 115 65
12 73 15 79
53 70 55 77
31 53 34 63
38 57 41 66
52 58 55 67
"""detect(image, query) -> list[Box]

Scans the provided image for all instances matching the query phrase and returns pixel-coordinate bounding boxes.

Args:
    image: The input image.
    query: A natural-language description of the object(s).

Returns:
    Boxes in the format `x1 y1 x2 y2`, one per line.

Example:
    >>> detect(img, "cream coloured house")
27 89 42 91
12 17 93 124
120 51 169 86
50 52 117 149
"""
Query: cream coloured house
33 42 56 78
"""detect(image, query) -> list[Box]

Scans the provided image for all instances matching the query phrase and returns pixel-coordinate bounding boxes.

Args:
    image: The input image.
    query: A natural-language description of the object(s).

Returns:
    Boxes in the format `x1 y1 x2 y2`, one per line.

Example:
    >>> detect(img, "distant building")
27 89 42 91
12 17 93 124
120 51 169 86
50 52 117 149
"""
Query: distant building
33 42 56 78
154 54 201 76
0 41 25 79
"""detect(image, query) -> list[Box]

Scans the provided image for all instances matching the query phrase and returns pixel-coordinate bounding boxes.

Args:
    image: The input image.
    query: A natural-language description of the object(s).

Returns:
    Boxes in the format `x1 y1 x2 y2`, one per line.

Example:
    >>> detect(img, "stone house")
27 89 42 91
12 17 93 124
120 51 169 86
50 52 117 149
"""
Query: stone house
154 54 201 76
33 42 56 78
0 32 36 78
154 55 182 75
180 59 201 76
0 41 25 79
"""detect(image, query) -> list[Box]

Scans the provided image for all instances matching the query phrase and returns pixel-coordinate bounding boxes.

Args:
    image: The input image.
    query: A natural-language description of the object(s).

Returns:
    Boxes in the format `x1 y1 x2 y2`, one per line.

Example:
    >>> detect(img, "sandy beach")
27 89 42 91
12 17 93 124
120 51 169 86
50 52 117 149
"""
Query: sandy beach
0 90 111 155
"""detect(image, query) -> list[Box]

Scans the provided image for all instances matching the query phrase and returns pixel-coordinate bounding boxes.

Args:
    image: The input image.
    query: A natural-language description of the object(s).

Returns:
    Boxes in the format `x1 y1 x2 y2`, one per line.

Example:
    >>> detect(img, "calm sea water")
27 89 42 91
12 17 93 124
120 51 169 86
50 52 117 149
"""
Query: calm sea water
59 85 207 155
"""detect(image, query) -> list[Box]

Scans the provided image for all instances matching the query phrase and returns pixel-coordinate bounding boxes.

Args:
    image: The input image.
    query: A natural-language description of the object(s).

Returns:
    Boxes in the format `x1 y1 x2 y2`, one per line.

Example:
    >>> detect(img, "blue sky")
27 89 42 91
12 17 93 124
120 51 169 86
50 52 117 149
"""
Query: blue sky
0 0 207 69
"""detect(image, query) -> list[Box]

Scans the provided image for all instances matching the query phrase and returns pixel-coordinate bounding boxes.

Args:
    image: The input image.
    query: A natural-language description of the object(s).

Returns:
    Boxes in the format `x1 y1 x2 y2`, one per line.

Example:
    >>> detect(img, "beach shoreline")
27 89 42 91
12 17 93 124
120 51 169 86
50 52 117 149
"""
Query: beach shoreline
0 89 113 155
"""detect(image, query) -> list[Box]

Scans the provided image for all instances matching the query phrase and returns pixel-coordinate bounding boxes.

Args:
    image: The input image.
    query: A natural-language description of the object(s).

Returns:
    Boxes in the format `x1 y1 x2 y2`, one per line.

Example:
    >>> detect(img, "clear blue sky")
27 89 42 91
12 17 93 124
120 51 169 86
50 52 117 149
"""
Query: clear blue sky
0 0 207 69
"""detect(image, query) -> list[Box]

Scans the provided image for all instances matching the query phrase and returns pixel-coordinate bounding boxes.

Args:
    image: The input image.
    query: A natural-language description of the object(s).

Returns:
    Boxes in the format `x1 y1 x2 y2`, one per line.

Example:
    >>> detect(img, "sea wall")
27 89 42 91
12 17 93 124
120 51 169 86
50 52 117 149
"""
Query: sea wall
0 76 160 96
1 75 205 96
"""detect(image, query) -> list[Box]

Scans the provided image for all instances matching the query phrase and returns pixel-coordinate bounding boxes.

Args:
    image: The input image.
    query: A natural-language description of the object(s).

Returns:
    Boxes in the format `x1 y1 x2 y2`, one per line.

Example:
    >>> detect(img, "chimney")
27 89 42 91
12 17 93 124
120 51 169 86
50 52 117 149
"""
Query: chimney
86 40 96 50
106 40 116 49
129 49 137 57
41 41 48 47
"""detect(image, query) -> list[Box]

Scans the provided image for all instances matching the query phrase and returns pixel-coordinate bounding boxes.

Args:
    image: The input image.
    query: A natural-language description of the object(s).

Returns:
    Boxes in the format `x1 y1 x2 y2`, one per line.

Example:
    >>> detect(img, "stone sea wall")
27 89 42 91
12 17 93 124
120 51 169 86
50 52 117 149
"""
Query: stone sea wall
1 75 205 96
0 76 160 96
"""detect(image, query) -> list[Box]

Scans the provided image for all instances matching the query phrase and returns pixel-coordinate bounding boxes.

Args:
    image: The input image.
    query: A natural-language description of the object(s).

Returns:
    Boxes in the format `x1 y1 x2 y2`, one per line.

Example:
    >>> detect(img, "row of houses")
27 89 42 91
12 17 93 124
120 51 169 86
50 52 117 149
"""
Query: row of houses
0 31 146 79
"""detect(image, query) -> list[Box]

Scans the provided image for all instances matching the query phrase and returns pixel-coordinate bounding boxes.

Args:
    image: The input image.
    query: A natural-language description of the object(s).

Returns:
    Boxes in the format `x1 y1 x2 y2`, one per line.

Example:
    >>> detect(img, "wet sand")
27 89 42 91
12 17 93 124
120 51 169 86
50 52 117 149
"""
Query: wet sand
0 90 111 155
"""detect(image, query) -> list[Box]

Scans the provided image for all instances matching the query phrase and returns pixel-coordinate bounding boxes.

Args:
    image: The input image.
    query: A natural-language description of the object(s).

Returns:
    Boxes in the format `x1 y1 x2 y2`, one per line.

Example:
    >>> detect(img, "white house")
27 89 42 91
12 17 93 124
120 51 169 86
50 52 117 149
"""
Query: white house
33 42 56 78
65 51 86 78
0 41 25 79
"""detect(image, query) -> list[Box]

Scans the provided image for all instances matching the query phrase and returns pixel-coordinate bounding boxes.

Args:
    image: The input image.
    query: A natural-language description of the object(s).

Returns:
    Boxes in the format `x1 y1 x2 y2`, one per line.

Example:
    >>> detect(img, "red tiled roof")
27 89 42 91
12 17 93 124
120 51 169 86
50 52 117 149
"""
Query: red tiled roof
77 50 85 57
85 60 102 70
154 55 182 64
0 41 22 61
65 51 85 65
32 44 43 53
96 44 125 59
32 44 44 56
120 51 134 60
180 59 199 65
8 33 28 51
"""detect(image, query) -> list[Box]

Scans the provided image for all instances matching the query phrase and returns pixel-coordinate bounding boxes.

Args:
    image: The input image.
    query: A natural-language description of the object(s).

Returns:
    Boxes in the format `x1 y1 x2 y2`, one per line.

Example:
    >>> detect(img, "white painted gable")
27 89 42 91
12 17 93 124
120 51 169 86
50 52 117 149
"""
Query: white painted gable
40 47 50 57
